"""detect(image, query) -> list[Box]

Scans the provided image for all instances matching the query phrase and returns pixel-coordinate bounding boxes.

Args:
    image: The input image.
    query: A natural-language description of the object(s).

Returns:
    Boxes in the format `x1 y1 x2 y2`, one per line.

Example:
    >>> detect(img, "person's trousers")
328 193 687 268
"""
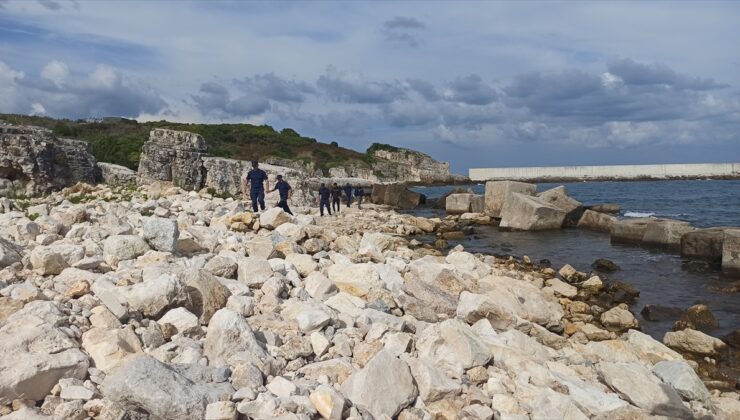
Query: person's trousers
332 199 341 212
320 200 332 216
250 189 265 212
345 195 352 207
277 199 293 215
356 195 363 209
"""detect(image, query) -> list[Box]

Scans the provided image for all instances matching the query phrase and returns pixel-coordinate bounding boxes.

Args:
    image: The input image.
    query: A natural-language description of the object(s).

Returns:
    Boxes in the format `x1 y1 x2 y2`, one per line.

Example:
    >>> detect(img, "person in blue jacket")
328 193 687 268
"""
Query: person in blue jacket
269 174 293 215
318 183 332 216
354 185 365 209
242 161 269 213
343 183 353 208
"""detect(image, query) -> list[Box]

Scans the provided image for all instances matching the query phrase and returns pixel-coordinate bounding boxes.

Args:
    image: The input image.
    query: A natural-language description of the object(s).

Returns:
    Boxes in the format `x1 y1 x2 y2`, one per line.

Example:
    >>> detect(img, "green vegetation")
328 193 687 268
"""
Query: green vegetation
27 213 40 221
1 114 379 173
366 142 402 154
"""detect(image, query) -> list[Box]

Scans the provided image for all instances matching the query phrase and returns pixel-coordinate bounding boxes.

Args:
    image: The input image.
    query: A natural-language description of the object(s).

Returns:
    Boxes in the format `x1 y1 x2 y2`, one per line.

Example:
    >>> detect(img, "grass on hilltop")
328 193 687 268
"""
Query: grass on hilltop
0 114 389 173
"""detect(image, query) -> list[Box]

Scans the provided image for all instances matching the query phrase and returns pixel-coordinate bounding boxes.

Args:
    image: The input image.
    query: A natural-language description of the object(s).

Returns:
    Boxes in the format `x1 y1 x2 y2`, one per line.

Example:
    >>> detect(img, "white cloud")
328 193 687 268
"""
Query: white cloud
40 60 69 86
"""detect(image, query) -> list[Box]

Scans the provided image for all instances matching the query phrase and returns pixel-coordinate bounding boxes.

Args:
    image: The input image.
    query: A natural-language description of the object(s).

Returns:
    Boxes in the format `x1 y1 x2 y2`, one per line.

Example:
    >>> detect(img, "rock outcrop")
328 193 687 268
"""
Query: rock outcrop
137 128 208 190
369 147 465 184
98 162 136 187
0 124 100 195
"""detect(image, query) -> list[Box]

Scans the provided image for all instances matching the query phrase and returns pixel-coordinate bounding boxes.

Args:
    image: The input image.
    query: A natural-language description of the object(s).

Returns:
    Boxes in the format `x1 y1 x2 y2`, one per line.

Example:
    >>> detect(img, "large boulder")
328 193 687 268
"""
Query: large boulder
446 193 474 215
681 227 727 261
259 208 292 229
597 362 691 418
652 360 710 403
722 229 740 277
370 183 425 209
499 193 566 231
103 235 151 265
0 305 89 403
100 355 210 420
98 162 136 187
327 263 383 297
536 186 583 226
341 350 417 418
142 217 179 253
137 128 208 190
610 218 653 243
204 309 275 374
483 180 536 217
577 210 616 233
415 319 491 377
642 219 695 250
181 270 231 324
663 328 727 356
122 273 184 318
0 238 22 268
81 326 143 373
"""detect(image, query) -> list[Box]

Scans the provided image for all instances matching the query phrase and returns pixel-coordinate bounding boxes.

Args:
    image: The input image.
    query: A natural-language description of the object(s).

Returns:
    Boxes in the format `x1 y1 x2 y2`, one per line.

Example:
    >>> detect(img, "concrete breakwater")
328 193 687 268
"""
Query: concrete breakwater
470 163 740 182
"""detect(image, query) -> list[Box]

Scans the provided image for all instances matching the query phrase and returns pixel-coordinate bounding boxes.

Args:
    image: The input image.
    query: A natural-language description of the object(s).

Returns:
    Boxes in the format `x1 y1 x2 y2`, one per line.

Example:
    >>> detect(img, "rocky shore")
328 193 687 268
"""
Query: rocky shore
0 180 738 420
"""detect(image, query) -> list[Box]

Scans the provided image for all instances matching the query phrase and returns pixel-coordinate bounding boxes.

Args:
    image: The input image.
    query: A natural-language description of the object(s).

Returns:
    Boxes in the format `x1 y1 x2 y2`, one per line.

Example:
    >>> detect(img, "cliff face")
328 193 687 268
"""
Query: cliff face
0 124 99 196
369 148 466 184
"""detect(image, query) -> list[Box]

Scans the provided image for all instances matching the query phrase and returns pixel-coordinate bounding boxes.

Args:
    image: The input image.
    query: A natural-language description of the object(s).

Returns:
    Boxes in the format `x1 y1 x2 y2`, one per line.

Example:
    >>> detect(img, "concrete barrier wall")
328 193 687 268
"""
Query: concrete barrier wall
470 163 740 182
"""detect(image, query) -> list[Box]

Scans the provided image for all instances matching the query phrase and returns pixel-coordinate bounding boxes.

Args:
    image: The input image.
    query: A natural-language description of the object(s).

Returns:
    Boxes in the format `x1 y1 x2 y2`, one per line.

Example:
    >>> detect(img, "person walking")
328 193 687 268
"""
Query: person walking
330 182 342 213
343 183 353 208
354 185 365 209
242 160 269 213
269 174 293 215
318 183 332 216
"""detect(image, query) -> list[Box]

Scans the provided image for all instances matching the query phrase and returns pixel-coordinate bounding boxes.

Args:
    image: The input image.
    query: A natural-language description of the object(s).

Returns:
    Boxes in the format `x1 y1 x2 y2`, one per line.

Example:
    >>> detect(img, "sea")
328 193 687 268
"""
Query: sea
410 180 740 339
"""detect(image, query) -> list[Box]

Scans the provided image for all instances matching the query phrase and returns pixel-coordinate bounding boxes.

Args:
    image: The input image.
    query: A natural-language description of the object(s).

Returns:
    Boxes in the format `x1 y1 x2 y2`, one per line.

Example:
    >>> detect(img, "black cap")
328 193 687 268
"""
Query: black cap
277 174 283 179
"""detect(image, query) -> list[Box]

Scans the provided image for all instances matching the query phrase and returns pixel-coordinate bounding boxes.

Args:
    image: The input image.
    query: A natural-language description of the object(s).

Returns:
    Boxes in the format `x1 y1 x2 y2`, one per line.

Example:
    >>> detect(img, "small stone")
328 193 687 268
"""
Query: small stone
205 401 238 420
310 384 345 420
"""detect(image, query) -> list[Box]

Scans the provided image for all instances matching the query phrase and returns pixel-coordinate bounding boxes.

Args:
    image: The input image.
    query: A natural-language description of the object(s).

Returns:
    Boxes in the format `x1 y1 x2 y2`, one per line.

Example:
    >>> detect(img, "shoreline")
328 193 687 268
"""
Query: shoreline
0 181 738 418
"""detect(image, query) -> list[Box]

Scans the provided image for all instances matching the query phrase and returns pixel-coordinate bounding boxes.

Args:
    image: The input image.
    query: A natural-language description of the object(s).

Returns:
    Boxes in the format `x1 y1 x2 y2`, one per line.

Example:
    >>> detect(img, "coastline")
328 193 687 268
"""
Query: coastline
0 181 738 418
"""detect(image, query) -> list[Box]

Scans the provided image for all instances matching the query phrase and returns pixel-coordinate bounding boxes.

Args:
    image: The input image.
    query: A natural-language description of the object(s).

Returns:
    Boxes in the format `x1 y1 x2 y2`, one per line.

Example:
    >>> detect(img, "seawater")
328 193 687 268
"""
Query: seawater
411 180 740 339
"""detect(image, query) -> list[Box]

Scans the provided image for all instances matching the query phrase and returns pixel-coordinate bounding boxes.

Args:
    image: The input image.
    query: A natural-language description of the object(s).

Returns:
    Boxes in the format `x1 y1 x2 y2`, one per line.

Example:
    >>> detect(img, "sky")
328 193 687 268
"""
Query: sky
1 0 739 174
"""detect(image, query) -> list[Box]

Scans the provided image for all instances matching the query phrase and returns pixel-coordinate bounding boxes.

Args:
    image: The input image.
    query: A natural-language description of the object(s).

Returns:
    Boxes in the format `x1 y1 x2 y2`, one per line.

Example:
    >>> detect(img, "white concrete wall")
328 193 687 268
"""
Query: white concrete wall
470 163 740 181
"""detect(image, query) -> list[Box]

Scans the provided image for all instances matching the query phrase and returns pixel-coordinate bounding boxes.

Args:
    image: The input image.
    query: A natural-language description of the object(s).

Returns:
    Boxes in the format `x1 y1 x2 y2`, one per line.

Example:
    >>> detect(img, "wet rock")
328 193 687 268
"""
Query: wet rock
499 193 566 231
673 304 719 331
681 227 727 261
722 229 740 277
610 218 652 243
577 210 616 233
642 219 695 250
592 258 619 272
640 304 683 322
341 350 417 419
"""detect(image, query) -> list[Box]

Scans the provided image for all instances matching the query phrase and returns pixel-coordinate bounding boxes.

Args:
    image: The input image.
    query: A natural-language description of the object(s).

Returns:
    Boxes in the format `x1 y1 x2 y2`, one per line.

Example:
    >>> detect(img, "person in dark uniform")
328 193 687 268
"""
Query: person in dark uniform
343 183 353 208
318 183 332 216
242 161 269 213
269 174 293 215
354 185 365 209
330 183 342 213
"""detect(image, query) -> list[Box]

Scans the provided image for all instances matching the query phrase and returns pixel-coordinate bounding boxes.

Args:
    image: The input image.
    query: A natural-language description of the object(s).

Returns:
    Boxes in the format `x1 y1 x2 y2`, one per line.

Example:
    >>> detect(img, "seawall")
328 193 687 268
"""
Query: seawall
469 163 740 182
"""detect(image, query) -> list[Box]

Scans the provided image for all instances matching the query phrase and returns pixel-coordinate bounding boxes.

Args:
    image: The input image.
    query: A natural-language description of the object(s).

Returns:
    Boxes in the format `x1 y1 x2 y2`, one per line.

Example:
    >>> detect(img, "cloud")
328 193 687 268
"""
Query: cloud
40 60 69 86
317 66 405 104
446 74 499 105
607 58 727 91
191 81 270 118
234 73 314 103
382 16 425 47
1 60 167 118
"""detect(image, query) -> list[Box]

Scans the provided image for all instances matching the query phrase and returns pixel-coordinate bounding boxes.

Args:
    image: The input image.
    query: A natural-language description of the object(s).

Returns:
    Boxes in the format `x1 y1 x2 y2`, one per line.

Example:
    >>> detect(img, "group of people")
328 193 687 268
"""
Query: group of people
241 160 367 217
